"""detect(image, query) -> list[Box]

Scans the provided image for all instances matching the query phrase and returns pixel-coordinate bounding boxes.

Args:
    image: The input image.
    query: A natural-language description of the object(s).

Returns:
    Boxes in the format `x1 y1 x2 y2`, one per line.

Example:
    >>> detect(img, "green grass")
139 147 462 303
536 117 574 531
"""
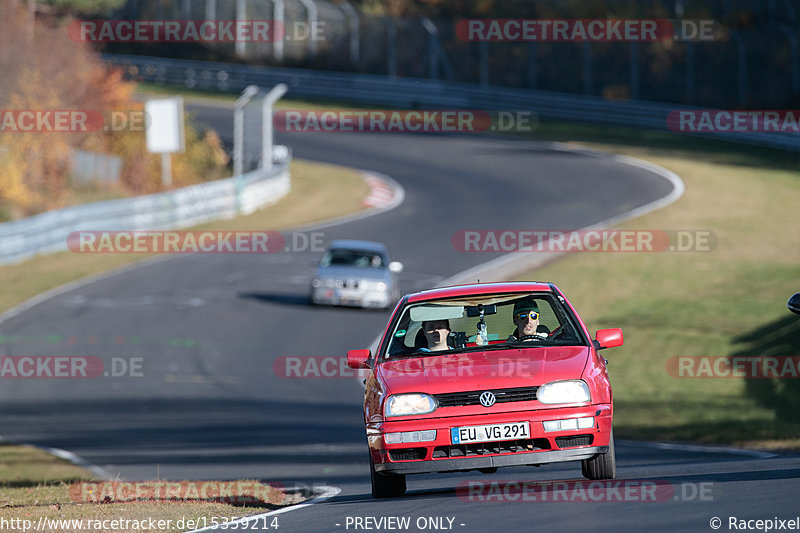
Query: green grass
512 135 800 450
0 443 297 532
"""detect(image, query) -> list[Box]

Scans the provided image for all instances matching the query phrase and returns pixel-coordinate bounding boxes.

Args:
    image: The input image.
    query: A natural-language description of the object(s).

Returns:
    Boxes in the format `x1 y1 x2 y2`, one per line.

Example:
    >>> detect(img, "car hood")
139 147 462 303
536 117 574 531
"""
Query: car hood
378 346 590 394
315 265 390 282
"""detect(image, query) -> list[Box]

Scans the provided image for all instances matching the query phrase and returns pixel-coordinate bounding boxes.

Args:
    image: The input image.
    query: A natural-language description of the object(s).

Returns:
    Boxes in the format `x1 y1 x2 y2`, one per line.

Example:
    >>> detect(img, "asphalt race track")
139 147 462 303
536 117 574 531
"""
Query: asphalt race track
0 101 797 532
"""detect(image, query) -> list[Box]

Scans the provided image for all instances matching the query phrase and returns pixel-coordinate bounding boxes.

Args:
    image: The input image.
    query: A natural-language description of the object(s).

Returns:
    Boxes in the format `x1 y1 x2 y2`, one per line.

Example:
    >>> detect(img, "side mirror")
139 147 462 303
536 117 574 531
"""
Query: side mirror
347 349 372 369
595 328 623 350
789 293 800 314
389 261 403 274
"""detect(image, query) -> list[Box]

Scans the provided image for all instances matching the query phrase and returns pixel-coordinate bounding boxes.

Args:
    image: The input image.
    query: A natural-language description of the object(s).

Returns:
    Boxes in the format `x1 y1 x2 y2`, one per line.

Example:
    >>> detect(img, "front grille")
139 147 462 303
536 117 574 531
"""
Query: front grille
432 438 550 459
555 435 594 448
343 279 359 289
434 386 539 407
388 448 427 461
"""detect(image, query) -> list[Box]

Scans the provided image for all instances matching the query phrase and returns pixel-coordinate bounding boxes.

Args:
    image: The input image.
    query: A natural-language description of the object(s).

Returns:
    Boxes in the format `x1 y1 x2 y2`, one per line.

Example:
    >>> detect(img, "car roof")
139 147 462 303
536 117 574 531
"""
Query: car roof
405 281 555 303
328 240 388 253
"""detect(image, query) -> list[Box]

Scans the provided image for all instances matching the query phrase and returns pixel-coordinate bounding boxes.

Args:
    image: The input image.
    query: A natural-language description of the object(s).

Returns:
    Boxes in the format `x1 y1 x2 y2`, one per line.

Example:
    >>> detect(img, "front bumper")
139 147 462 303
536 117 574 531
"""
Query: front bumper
369 404 612 475
311 286 390 308
374 446 607 474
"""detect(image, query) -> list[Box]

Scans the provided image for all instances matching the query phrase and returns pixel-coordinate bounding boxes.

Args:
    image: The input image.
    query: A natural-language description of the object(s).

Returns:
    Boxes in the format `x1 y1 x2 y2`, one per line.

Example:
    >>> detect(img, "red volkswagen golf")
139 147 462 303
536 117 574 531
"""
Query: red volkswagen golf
347 281 623 498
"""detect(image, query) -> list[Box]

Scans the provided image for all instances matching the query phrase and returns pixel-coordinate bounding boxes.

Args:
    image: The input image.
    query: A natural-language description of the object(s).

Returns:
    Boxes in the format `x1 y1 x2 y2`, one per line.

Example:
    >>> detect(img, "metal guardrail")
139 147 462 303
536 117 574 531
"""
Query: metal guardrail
106 53 800 152
0 163 290 265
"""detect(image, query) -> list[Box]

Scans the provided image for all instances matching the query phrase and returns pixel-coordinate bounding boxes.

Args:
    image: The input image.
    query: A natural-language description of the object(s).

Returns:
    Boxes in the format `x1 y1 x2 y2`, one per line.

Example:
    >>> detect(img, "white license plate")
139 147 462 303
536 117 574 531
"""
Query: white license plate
337 288 361 299
451 422 530 444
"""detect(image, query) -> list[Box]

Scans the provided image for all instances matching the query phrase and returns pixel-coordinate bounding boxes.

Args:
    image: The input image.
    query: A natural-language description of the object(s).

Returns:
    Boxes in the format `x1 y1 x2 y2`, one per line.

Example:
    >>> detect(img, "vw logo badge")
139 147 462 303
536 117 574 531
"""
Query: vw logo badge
479 391 496 407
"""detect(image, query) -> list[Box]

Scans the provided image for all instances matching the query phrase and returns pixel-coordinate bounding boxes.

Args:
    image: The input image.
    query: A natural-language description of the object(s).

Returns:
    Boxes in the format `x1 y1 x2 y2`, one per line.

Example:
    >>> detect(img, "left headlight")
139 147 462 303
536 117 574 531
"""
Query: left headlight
537 380 591 404
385 394 437 417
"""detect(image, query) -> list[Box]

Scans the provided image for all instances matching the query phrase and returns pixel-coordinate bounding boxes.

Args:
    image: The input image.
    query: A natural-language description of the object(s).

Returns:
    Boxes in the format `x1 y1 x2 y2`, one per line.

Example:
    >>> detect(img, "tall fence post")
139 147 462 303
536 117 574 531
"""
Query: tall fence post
273 0 285 61
583 41 592 95
297 0 318 57
421 18 439 80
262 84 288 173
480 41 489 86
779 25 799 94
630 41 639 100
385 16 397 78
234 85 259 179
730 31 747 105
685 42 695 102
528 42 537 89
340 0 359 66
235 0 247 58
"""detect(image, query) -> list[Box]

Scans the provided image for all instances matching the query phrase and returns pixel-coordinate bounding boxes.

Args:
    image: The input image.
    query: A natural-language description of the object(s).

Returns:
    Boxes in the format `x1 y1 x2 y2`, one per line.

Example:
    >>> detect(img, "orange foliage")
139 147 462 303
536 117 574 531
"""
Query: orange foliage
0 3 228 217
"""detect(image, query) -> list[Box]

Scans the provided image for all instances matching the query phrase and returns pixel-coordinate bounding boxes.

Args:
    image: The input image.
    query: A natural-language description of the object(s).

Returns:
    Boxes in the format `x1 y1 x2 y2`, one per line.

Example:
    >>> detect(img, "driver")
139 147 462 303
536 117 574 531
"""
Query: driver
508 298 548 341
421 319 451 351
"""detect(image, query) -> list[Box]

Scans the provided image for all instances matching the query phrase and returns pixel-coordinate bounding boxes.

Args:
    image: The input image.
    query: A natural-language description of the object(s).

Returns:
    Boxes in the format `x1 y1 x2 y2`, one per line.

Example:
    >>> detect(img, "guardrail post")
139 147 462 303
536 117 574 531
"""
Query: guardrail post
583 41 592 95
262 84 288 173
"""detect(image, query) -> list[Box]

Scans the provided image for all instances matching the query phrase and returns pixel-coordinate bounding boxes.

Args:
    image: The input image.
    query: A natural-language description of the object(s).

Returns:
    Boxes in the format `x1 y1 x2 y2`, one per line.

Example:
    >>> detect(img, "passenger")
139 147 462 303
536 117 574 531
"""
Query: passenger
508 298 548 341
421 319 452 351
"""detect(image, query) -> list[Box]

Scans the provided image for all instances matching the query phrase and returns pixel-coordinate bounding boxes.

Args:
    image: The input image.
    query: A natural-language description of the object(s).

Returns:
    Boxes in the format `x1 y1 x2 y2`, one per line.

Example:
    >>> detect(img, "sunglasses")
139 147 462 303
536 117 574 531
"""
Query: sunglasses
516 312 539 321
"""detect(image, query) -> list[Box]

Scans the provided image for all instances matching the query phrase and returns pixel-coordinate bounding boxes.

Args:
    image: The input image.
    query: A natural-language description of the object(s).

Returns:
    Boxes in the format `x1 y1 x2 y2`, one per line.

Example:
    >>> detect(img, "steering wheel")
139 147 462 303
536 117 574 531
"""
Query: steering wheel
516 334 546 342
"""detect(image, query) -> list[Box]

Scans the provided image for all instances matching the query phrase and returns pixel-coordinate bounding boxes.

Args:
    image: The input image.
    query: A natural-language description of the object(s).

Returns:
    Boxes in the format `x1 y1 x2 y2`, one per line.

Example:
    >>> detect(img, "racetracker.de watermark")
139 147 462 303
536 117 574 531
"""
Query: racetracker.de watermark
667 356 800 378
68 481 284 504
0 356 143 378
456 19 719 42
457 479 715 502
453 230 717 253
68 19 304 42
67 231 325 254
0 109 146 133
273 110 538 133
668 110 800 133
273 356 543 379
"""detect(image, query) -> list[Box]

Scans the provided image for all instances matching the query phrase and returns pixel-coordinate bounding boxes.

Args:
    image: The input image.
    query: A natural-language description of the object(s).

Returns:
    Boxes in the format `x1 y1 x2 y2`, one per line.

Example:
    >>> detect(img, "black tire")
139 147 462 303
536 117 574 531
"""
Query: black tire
582 429 617 480
370 455 406 498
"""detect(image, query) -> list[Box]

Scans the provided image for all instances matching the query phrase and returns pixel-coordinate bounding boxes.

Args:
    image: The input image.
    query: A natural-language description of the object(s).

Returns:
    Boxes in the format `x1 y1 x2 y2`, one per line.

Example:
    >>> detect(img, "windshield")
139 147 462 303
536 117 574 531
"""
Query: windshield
384 292 585 359
320 249 386 268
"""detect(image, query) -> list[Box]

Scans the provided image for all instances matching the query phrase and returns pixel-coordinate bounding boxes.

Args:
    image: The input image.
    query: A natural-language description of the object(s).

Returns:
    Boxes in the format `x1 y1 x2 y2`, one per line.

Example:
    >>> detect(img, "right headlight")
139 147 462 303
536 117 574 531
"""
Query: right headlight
385 393 437 417
537 380 591 404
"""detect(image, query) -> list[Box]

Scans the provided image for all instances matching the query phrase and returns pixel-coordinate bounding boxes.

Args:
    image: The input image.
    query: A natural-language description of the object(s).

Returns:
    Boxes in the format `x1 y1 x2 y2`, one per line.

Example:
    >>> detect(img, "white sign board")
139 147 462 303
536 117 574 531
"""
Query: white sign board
145 97 185 154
